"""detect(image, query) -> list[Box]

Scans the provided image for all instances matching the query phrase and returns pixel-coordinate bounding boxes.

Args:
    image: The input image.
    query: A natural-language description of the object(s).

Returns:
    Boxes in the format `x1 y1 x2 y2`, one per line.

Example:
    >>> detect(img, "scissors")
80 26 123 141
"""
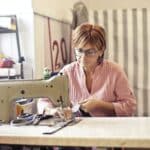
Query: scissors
10 113 53 126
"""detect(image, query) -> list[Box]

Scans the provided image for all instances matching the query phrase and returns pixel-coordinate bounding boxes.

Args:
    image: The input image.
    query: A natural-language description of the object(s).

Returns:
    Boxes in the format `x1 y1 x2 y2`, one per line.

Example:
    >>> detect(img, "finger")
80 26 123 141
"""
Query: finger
80 103 88 112
79 99 88 104
63 107 73 120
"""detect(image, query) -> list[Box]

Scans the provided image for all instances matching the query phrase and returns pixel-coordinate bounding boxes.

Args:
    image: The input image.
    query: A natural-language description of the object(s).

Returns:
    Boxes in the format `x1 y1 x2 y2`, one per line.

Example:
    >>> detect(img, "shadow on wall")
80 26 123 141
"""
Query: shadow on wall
72 1 89 29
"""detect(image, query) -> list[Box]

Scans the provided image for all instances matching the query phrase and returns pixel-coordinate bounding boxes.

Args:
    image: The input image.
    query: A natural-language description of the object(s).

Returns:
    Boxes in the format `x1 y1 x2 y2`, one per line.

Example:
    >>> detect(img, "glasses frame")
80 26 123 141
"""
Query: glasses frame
75 48 99 58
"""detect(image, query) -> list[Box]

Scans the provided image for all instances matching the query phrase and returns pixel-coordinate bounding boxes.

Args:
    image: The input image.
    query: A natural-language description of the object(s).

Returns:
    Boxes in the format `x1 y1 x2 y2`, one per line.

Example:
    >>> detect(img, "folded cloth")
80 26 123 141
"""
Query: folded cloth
0 58 15 68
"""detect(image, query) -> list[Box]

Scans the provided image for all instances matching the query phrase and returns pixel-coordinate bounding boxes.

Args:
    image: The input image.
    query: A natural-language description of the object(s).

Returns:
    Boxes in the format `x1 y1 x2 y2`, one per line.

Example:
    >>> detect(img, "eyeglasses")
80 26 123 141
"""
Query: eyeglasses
75 48 98 57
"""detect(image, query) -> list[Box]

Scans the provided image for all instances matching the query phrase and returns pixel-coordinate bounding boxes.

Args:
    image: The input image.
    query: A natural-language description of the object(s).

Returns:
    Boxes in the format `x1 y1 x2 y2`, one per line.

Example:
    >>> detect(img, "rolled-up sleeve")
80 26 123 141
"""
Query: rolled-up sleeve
112 69 137 116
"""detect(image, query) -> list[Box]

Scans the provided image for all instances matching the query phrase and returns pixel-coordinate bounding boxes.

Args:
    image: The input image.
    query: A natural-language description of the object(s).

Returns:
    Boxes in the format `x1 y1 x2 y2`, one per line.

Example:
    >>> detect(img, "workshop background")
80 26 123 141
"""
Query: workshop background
0 0 150 121
0 0 150 150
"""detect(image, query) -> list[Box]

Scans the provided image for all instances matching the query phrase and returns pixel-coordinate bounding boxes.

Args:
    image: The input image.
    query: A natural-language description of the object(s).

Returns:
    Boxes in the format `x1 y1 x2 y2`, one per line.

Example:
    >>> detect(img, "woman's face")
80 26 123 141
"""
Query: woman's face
75 44 102 70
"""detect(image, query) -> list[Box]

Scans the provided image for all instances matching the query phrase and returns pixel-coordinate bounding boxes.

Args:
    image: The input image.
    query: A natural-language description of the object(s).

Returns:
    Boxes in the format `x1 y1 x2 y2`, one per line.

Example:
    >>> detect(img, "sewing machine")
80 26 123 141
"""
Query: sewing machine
0 73 70 123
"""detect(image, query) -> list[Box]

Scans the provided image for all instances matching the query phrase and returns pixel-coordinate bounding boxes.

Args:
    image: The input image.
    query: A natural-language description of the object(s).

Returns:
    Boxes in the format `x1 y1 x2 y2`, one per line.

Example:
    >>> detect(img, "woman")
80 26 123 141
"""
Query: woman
59 23 136 117
37 23 136 150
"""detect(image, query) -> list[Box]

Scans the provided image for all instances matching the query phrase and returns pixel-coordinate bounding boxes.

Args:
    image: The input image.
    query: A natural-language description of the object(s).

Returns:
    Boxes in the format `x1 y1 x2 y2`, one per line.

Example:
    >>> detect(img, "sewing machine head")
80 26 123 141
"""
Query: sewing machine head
0 73 70 123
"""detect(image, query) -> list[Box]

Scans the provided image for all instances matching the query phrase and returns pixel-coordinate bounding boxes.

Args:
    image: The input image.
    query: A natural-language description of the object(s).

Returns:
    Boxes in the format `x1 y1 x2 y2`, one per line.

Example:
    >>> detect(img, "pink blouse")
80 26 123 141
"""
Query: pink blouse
60 60 136 116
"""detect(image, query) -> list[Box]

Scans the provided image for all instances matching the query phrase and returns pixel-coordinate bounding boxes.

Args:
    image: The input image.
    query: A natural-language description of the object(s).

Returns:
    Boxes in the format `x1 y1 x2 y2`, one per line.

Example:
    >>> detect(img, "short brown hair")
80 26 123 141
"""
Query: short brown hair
72 23 106 52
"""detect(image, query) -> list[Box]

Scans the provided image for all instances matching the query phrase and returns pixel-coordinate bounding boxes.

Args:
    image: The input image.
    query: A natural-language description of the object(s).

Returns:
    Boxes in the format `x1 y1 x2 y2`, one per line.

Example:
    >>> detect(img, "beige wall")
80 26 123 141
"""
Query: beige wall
1 0 150 78
32 0 150 20
32 0 88 23
32 0 150 78
88 0 150 9
32 0 150 24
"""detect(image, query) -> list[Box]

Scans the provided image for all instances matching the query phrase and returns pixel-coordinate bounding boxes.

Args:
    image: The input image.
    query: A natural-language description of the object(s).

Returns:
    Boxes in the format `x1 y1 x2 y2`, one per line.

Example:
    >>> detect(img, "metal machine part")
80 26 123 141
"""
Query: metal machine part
0 74 70 122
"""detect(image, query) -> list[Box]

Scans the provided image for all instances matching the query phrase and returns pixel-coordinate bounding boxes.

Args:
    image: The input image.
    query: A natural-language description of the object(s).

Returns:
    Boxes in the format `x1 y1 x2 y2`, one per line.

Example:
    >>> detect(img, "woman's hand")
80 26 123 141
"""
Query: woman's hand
79 98 116 116
79 99 98 112
55 107 73 121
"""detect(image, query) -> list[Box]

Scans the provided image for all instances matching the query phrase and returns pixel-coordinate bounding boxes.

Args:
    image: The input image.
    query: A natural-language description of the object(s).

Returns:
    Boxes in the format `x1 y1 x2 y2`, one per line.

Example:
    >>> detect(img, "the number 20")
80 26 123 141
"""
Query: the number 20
52 37 68 70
